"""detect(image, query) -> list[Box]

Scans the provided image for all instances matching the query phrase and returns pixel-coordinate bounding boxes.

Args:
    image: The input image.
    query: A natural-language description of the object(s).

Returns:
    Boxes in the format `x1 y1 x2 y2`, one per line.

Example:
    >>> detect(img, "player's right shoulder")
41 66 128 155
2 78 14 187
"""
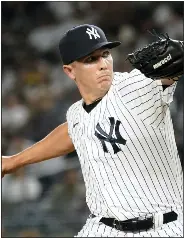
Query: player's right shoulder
66 100 82 120
66 100 82 138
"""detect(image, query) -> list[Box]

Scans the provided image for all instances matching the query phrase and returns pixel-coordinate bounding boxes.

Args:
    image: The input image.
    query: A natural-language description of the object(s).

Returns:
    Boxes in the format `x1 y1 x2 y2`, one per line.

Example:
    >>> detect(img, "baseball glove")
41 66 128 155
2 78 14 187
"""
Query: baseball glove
127 31 184 80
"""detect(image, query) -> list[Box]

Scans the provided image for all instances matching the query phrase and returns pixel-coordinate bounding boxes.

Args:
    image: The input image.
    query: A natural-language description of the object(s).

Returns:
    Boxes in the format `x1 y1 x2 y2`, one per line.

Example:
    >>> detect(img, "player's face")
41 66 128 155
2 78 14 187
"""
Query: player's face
63 48 113 103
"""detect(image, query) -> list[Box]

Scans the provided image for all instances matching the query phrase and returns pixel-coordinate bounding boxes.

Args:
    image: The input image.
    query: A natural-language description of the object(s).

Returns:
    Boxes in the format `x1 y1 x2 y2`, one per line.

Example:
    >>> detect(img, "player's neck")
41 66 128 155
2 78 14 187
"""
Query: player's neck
77 81 110 105
83 97 102 113
82 90 108 105
84 96 103 105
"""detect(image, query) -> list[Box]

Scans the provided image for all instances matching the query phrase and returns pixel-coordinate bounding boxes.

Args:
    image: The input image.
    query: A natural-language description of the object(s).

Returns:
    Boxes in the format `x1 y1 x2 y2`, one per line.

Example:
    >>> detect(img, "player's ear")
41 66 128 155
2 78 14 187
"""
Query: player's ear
63 64 76 81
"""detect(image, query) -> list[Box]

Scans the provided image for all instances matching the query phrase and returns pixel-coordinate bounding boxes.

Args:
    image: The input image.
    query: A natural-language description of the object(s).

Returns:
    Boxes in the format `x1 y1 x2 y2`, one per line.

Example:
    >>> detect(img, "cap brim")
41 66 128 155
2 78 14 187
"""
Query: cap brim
74 41 121 62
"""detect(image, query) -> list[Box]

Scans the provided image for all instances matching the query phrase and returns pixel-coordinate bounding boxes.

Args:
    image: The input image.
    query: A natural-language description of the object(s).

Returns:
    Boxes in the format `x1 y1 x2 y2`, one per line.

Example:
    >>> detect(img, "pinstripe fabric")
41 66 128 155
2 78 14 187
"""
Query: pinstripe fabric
67 69 183 236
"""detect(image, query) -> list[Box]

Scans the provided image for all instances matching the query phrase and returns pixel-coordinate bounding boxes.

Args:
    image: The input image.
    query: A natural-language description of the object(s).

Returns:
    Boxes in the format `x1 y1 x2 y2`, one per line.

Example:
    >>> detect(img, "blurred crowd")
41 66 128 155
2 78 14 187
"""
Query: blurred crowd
2 2 183 237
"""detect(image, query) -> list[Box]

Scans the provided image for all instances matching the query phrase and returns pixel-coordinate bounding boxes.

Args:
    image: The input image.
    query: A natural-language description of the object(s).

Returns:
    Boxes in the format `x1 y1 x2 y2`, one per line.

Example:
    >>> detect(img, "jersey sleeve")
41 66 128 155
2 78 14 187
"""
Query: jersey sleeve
66 108 72 138
154 79 177 105
115 69 177 128
66 100 81 139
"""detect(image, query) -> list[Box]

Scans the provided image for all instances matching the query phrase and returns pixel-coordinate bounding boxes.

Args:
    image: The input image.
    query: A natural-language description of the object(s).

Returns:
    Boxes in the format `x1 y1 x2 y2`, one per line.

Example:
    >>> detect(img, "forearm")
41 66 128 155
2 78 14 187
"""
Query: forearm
161 76 181 85
9 122 75 169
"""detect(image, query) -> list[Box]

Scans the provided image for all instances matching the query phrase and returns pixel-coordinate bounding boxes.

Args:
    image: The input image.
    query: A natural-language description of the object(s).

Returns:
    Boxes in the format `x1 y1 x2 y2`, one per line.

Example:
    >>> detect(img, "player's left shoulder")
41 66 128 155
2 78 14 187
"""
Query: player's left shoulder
113 69 152 84
112 71 129 86
113 69 154 93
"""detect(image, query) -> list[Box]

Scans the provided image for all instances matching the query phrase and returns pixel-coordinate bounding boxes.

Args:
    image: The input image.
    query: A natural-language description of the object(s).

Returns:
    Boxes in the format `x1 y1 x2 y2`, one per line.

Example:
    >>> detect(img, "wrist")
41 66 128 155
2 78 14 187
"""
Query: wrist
172 76 180 81
10 155 23 170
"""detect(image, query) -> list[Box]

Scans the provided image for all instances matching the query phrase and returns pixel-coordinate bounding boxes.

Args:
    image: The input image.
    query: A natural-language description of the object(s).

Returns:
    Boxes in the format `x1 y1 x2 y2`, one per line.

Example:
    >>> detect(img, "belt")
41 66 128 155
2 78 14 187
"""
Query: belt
92 211 178 232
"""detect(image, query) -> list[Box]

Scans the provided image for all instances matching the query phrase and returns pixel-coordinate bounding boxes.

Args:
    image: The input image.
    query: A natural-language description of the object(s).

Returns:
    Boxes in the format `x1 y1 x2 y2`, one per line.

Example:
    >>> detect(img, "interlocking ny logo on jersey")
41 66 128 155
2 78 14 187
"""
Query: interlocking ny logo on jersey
95 117 126 154
86 27 100 40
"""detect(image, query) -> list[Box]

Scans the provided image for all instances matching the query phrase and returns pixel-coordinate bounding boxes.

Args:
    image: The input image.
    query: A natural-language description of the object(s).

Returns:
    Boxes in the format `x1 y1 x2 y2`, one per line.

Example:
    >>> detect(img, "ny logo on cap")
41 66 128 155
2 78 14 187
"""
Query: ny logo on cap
86 27 100 40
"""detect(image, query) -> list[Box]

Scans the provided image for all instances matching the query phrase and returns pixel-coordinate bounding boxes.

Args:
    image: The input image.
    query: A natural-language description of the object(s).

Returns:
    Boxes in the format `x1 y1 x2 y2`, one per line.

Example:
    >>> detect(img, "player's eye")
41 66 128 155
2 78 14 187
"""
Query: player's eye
85 56 97 63
84 50 110 63
102 50 110 58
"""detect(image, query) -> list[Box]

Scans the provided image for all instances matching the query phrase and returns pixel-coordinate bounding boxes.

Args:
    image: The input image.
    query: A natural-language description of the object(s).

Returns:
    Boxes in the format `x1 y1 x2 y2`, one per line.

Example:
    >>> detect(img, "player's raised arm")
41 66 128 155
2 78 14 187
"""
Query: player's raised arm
127 32 184 85
2 122 75 177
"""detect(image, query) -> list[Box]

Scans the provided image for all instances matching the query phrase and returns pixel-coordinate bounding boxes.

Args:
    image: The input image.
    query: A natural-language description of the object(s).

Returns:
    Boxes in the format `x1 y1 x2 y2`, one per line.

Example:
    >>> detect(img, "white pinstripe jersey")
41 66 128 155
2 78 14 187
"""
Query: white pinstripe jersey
66 69 183 221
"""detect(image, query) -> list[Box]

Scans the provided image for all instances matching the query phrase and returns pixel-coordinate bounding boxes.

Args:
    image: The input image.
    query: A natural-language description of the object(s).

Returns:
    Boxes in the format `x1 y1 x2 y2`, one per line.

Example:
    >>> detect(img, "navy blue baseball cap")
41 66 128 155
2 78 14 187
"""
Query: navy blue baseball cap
59 24 121 64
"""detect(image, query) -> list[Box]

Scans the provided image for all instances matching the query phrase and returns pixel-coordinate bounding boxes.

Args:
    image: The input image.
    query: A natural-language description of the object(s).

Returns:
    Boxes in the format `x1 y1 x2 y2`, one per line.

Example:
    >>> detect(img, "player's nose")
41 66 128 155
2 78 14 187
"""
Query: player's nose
98 56 108 70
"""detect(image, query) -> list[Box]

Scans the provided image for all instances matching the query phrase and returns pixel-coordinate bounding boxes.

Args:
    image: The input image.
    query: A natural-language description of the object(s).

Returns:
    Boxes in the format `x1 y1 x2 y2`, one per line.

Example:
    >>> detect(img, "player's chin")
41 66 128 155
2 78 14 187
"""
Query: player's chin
99 80 111 91
100 77 112 84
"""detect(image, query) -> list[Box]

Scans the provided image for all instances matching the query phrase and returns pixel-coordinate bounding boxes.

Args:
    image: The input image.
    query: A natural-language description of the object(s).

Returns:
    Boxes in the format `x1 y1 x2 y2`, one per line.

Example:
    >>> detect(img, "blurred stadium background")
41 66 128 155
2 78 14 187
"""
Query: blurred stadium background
1 2 183 237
